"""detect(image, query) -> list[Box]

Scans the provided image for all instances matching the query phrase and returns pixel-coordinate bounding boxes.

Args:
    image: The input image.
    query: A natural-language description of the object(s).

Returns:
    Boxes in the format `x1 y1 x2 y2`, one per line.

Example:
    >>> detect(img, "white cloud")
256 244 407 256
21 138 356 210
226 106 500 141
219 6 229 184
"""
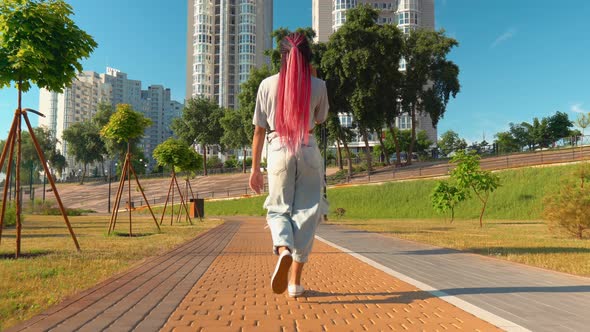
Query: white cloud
491 28 517 48
571 103 589 113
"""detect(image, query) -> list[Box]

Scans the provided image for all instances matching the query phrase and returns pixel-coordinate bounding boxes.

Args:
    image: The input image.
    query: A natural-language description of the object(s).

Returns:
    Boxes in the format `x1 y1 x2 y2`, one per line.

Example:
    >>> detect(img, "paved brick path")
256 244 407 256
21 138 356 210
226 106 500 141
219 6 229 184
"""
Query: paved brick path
8 218 502 331
162 218 499 331
6 222 240 332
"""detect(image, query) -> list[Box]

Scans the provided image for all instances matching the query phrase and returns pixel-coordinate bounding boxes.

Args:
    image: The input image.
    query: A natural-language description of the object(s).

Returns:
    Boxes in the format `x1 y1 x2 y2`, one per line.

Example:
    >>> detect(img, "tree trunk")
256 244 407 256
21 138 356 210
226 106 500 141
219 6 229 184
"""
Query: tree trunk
242 146 247 173
80 164 87 185
336 139 343 170
342 139 353 179
479 197 487 228
361 127 372 173
408 102 417 166
203 144 208 176
377 128 390 165
388 124 402 167
450 207 454 223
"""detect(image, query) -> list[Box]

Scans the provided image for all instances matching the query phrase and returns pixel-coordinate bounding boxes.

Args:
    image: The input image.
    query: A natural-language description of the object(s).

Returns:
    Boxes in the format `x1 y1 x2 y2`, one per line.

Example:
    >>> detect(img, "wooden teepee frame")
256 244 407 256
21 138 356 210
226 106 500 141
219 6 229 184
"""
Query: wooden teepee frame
0 108 80 258
159 169 197 225
107 142 160 236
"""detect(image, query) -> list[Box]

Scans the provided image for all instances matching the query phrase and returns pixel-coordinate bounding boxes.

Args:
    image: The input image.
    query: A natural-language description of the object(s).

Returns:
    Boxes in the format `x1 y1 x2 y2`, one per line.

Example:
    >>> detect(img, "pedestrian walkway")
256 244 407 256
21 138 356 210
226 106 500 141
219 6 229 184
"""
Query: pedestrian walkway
6 217 504 332
161 218 499 332
317 222 590 332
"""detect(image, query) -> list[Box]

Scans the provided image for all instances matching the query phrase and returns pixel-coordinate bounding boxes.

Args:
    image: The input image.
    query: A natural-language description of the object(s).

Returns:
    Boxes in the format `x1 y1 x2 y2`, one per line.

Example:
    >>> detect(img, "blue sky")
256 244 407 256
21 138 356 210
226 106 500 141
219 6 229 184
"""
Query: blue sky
0 0 589 143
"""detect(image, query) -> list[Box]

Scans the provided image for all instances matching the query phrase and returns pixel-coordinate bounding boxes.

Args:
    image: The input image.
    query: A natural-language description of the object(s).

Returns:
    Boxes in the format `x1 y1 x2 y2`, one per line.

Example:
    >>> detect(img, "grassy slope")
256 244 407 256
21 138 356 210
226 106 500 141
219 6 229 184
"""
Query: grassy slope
206 164 577 220
204 164 590 277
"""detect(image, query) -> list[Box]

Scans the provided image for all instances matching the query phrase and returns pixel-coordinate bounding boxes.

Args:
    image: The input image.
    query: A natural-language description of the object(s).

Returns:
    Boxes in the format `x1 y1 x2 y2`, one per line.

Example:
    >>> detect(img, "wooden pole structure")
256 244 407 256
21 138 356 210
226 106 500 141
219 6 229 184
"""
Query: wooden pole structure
107 141 160 235
159 174 175 226
158 169 193 225
107 158 128 234
0 107 80 257
172 173 192 225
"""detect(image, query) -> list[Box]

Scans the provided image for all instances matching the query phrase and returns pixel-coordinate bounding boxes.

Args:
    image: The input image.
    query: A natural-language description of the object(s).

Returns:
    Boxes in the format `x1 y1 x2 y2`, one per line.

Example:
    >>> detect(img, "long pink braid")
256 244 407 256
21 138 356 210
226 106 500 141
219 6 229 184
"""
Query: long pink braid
275 33 312 155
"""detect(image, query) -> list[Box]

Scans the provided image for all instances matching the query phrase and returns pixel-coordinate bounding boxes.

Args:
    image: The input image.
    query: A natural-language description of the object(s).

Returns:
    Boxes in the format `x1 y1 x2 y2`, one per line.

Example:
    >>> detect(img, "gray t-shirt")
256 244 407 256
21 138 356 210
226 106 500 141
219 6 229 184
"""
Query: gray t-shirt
252 74 329 131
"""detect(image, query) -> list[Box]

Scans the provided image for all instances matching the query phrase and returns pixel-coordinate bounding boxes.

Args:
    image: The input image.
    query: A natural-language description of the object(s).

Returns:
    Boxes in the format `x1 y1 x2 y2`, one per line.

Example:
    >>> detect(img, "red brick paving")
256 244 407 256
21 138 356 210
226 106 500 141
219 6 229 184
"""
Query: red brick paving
162 218 501 332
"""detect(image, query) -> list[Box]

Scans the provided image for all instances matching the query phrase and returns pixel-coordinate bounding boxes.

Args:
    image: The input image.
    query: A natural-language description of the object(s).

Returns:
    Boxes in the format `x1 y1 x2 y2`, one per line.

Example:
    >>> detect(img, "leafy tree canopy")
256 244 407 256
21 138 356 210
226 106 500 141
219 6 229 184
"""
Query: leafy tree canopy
237 65 273 140
0 0 97 92
152 138 199 173
101 104 152 143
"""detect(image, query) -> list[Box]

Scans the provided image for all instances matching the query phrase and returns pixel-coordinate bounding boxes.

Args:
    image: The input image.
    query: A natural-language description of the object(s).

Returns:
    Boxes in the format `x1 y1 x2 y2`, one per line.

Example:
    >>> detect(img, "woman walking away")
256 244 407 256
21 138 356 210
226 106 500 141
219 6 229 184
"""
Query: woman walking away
249 33 329 297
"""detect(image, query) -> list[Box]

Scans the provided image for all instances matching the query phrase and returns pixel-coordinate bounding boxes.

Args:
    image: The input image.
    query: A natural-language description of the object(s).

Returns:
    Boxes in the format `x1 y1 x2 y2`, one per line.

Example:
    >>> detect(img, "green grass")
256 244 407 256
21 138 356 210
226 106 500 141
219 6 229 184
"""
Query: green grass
0 215 222 330
328 218 590 277
206 164 577 220
202 164 590 277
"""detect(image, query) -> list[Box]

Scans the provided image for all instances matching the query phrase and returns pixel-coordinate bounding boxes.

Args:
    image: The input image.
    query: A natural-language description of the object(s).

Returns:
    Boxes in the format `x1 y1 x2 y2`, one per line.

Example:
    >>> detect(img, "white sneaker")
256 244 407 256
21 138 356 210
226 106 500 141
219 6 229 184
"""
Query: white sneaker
271 250 292 294
288 284 305 297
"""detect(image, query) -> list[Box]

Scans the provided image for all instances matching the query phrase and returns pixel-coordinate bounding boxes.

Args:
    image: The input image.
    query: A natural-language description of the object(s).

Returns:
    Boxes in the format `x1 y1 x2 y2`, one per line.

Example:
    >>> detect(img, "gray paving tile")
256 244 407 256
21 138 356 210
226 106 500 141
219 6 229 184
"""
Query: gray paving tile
316 223 590 332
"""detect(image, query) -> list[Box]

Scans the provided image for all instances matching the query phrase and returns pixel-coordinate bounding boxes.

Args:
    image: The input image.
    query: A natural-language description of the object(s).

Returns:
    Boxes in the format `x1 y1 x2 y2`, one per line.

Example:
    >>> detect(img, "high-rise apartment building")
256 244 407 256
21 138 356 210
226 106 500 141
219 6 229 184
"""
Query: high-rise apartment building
313 0 437 146
39 71 112 169
140 85 183 170
39 68 183 177
186 0 273 109
314 0 434 41
101 67 142 113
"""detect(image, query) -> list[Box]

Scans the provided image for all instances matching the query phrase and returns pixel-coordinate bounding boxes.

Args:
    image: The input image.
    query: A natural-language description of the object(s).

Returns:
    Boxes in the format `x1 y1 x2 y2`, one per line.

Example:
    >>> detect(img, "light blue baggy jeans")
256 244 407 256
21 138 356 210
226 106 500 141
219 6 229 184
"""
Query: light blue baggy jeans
264 133 329 263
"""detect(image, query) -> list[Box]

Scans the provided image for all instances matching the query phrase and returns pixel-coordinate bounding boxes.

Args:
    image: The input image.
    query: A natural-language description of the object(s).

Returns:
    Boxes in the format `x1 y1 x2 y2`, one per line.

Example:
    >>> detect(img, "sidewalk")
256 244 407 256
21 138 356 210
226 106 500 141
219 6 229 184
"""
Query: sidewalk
317 222 590 332
8 217 501 331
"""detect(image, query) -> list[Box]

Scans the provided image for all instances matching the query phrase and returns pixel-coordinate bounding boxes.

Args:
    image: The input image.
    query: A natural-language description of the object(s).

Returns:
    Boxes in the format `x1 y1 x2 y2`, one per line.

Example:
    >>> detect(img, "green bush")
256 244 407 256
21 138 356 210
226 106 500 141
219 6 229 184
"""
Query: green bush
544 184 590 239
41 207 95 216
206 156 223 169
224 156 239 169
1 202 17 228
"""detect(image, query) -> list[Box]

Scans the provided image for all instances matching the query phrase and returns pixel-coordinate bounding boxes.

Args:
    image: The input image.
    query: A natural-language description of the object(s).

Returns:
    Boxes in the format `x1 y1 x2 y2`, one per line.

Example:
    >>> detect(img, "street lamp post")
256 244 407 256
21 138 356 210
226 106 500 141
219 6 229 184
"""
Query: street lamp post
42 167 46 203
108 162 115 213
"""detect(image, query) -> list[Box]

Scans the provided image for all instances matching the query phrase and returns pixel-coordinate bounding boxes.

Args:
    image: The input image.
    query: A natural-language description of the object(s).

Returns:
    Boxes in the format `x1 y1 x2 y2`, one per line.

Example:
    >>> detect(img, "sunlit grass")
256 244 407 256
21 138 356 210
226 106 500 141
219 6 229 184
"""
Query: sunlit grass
328 218 590 277
203 164 590 277
0 214 221 330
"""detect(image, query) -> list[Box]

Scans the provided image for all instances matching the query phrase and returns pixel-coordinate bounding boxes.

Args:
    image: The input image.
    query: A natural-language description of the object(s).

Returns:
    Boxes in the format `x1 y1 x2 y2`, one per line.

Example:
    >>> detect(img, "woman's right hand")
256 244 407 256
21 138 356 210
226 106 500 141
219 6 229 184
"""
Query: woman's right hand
249 170 264 194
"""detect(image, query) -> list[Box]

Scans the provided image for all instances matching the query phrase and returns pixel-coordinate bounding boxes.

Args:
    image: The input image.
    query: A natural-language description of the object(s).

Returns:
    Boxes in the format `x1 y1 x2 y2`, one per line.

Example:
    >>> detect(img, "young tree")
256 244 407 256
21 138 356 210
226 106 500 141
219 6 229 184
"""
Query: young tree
62 121 105 184
401 29 460 165
431 181 466 223
101 104 158 235
451 151 500 227
100 104 151 146
0 0 97 257
171 97 223 176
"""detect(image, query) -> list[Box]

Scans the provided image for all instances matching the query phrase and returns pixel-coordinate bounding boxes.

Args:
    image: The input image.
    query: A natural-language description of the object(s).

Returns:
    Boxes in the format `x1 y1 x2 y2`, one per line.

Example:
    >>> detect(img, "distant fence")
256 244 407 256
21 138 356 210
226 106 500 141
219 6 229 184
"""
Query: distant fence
8 145 590 213
337 145 590 186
